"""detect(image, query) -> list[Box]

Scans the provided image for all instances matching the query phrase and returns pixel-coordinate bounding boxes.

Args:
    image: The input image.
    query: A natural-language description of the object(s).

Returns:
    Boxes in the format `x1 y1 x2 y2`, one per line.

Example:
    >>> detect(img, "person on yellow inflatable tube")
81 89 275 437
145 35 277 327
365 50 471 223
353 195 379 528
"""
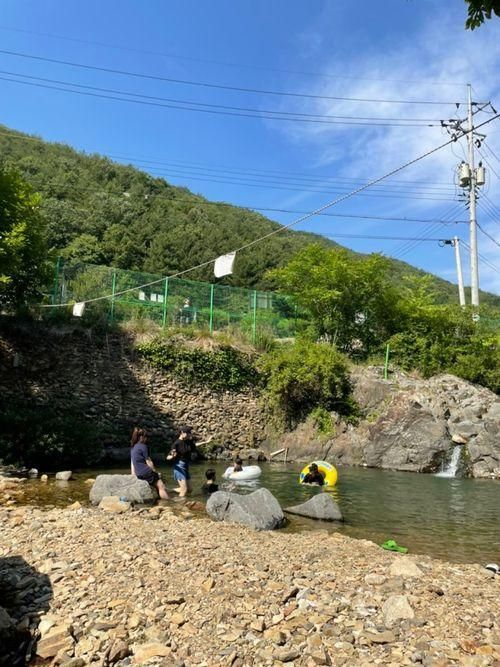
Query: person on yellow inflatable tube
302 462 325 486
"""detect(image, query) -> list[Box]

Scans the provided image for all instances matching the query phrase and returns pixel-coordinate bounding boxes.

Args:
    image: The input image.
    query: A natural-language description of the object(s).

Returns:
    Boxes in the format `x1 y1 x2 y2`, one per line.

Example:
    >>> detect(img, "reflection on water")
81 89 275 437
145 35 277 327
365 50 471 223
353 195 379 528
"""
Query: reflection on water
16 461 500 565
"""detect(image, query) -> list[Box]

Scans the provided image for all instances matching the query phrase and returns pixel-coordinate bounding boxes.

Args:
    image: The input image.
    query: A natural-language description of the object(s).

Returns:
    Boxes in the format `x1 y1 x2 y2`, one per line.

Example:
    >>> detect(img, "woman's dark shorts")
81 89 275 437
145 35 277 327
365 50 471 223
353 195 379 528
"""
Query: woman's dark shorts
138 470 160 485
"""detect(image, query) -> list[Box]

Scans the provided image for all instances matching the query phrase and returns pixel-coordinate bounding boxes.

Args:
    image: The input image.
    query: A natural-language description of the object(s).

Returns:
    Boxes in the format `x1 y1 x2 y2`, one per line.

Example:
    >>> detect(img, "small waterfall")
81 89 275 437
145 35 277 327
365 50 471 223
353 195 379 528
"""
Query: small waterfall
436 445 462 478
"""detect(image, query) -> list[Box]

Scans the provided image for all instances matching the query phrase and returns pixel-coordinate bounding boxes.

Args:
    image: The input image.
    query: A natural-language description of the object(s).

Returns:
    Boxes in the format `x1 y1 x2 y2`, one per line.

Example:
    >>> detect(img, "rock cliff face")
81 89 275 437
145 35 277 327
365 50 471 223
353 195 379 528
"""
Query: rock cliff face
281 367 499 479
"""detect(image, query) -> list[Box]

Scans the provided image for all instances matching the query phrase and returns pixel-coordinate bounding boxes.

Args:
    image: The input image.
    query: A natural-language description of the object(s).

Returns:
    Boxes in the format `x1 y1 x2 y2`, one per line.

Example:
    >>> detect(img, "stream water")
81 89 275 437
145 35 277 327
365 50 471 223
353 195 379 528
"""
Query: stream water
16 461 500 565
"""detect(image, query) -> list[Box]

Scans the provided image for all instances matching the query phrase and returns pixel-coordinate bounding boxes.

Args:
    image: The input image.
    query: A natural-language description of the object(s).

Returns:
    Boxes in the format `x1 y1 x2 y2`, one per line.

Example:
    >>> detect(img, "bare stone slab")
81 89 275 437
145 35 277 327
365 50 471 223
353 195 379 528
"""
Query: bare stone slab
284 493 343 521
206 488 284 530
90 475 157 505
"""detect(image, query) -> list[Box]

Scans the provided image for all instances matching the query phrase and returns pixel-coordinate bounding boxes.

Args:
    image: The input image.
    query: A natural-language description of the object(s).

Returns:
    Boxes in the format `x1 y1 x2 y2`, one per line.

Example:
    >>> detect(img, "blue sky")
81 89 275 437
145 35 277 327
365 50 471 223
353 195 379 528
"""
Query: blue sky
1 0 500 295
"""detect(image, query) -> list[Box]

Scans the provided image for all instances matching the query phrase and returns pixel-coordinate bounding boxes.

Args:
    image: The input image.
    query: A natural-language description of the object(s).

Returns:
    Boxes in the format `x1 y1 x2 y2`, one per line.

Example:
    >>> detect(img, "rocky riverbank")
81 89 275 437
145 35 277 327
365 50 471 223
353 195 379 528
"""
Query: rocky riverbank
281 370 500 479
1 503 499 666
1 322 499 477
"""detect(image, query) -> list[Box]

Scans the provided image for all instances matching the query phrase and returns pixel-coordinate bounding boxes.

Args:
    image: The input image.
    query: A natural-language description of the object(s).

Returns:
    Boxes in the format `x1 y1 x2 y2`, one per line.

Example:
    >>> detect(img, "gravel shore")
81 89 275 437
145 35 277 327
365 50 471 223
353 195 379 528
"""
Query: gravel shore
1 502 499 666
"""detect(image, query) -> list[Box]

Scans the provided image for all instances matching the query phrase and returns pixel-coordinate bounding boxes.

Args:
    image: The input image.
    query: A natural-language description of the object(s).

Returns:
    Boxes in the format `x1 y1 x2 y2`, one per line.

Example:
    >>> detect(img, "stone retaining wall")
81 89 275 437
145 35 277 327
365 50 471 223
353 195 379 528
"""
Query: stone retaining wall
0 323 266 460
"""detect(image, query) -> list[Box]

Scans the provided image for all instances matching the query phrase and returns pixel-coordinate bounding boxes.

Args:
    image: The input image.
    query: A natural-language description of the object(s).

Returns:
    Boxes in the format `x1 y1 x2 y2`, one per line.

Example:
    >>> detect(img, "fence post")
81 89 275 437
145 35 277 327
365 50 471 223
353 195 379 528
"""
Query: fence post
252 289 257 343
384 343 390 380
110 269 117 322
51 256 62 305
209 284 215 333
162 277 169 329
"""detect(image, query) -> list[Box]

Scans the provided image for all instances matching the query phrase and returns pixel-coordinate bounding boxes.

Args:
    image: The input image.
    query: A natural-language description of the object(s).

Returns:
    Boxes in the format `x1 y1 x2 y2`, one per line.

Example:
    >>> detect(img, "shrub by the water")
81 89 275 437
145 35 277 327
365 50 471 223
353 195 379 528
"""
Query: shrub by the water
258 339 357 427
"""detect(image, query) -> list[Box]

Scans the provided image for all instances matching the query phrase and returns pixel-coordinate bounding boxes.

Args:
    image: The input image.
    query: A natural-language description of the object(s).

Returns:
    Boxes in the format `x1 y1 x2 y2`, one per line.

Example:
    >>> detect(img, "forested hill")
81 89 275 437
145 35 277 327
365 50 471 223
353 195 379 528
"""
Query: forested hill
1 124 498 305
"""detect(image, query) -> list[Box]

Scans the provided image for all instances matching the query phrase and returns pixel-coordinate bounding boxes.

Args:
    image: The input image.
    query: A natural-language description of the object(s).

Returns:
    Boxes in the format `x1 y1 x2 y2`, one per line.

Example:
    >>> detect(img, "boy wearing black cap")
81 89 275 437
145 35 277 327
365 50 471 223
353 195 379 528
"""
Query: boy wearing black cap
303 463 325 486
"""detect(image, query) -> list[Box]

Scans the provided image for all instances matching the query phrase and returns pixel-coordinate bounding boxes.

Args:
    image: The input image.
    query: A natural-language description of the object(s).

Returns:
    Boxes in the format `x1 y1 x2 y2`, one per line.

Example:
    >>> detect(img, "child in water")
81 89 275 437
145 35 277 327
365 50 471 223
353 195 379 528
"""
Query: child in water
233 457 243 473
302 462 325 486
202 469 218 495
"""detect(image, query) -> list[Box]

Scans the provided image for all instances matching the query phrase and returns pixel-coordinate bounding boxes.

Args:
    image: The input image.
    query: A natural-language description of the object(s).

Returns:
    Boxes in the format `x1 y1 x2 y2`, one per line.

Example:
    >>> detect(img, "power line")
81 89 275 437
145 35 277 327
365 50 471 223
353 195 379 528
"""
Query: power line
0 74 441 129
477 200 500 228
0 130 470 217
478 199 500 228
0 127 467 191
39 188 465 224
321 232 453 241
477 148 500 181
477 222 500 248
25 153 458 201
41 112 500 308
462 239 500 275
482 194 500 215
393 226 444 259
482 141 500 165
237 208 465 225
130 165 456 201
390 203 463 257
124 160 457 194
0 24 468 87
393 220 456 259
0 48 467 106
0 68 442 125
121 157 456 192
108 153 458 189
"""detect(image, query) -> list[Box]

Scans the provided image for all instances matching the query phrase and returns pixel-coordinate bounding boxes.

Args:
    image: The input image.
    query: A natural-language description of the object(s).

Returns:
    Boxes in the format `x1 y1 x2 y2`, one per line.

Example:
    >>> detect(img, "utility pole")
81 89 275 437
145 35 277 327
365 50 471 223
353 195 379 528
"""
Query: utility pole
442 238 466 306
453 237 466 307
454 85 486 307
467 84 479 307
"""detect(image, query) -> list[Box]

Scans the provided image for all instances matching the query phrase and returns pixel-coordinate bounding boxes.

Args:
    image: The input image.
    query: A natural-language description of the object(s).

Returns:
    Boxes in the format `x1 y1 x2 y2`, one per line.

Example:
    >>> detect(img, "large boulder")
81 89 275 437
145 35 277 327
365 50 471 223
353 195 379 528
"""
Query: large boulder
359 393 449 472
89 475 157 505
468 400 500 478
206 488 284 530
327 371 499 478
284 493 343 521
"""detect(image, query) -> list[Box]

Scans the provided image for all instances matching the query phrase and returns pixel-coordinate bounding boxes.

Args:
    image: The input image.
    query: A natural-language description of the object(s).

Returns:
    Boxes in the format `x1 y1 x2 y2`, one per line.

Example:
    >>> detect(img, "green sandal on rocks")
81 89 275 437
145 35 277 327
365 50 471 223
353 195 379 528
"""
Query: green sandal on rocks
381 539 408 554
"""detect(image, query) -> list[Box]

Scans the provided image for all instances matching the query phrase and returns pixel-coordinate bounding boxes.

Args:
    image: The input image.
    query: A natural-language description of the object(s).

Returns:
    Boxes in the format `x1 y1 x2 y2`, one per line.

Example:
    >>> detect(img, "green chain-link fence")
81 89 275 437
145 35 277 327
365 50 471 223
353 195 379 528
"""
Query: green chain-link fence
52 261 304 341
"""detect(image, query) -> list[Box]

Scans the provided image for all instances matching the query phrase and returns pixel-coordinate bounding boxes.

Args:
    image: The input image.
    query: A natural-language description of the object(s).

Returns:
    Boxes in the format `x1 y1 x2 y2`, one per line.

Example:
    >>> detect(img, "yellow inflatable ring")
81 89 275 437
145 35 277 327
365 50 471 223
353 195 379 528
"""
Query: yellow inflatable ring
299 460 338 487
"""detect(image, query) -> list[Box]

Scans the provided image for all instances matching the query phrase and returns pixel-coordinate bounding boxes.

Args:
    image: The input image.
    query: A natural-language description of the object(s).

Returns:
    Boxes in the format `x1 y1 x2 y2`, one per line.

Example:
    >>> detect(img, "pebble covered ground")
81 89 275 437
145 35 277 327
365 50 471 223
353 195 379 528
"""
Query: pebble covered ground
0 500 499 667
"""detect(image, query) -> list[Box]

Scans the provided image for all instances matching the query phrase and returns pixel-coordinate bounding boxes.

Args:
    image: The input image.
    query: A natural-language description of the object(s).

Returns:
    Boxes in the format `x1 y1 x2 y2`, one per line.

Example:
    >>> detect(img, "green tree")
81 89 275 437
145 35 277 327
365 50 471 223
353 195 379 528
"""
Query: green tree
465 0 500 28
0 166 49 308
258 339 355 427
268 245 401 355
389 302 500 392
62 233 108 264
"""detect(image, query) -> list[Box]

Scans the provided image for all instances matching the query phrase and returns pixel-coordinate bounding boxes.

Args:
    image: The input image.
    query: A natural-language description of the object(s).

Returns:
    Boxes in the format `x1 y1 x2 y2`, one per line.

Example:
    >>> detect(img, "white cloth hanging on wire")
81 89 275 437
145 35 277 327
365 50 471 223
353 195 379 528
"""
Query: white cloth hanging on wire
214 251 236 278
72 302 85 317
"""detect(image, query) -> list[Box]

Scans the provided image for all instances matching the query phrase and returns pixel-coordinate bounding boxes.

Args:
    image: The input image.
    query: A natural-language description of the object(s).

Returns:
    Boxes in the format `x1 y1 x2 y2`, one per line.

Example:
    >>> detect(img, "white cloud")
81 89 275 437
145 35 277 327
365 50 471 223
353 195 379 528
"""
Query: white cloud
271 8 500 295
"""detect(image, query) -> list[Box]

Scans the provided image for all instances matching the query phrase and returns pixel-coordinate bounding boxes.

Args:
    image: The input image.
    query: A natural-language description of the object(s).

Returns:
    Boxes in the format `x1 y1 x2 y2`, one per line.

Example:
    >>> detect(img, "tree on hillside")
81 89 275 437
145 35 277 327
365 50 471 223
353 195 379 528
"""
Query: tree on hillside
268 245 401 355
465 0 500 28
0 167 49 308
